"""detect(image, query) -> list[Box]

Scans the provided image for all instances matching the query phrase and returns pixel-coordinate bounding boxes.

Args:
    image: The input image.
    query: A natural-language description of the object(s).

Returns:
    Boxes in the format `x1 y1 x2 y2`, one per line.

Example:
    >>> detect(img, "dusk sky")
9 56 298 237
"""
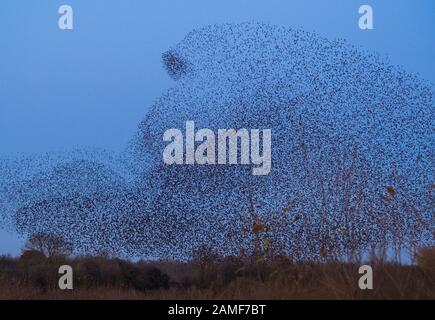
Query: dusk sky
0 0 434 255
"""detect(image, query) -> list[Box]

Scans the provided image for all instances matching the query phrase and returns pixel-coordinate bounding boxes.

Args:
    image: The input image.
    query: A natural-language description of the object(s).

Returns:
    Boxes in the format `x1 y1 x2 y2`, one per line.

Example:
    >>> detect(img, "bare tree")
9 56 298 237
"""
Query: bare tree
24 232 72 258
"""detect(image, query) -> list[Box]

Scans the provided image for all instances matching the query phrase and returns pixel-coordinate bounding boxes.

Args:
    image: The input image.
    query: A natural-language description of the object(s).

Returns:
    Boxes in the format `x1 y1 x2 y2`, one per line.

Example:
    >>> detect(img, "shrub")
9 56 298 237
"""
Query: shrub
16 251 61 290
118 260 170 291
136 267 170 291
0 255 17 270
416 247 435 276
18 250 46 268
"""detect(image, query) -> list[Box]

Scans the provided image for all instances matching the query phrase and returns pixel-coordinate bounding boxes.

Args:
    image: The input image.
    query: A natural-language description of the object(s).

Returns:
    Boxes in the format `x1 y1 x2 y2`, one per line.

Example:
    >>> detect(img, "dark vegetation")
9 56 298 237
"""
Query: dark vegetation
0 235 433 299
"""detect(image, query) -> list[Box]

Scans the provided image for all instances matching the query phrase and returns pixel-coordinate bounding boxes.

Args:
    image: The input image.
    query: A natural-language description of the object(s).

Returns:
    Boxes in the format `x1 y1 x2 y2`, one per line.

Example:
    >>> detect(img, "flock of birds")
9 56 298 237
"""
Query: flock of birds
0 22 433 260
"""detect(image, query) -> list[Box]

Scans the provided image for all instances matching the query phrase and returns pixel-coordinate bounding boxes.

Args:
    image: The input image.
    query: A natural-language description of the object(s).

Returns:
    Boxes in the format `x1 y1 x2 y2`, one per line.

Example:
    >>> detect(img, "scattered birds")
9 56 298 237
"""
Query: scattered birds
0 22 433 261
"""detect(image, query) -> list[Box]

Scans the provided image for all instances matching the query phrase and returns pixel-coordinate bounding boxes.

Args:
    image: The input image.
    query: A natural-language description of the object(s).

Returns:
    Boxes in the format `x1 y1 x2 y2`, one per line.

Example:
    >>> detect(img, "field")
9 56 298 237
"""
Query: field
0 247 434 300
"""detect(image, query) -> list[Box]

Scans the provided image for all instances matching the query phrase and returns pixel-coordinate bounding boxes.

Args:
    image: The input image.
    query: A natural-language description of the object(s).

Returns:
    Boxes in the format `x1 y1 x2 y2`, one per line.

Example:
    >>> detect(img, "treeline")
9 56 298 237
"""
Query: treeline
0 251 169 292
0 244 434 299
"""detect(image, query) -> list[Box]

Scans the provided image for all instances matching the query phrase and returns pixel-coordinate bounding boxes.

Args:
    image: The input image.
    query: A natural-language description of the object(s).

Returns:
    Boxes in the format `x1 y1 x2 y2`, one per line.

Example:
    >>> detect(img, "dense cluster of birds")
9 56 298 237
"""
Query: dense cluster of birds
0 22 433 261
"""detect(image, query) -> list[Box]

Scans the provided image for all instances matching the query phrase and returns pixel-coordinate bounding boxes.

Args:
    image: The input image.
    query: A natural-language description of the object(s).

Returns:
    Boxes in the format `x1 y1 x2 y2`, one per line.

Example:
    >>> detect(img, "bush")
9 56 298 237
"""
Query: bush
136 267 170 291
0 255 17 270
119 260 169 291
416 247 435 276
19 250 46 266
16 251 61 290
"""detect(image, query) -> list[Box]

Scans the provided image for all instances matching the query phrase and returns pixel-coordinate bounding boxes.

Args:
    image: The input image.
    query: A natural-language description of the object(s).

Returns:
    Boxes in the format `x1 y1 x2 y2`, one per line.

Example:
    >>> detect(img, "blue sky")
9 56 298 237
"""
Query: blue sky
0 0 434 255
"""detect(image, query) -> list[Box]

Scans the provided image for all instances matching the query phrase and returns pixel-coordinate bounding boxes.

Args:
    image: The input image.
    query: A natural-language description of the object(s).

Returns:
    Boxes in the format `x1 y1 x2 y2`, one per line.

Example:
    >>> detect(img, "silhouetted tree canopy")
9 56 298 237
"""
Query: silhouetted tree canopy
24 232 72 258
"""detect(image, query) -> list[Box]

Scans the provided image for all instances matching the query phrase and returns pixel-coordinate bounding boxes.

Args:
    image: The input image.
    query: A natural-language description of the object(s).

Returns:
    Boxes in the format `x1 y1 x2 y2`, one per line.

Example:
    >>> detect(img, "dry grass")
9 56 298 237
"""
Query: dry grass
1 261 433 300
